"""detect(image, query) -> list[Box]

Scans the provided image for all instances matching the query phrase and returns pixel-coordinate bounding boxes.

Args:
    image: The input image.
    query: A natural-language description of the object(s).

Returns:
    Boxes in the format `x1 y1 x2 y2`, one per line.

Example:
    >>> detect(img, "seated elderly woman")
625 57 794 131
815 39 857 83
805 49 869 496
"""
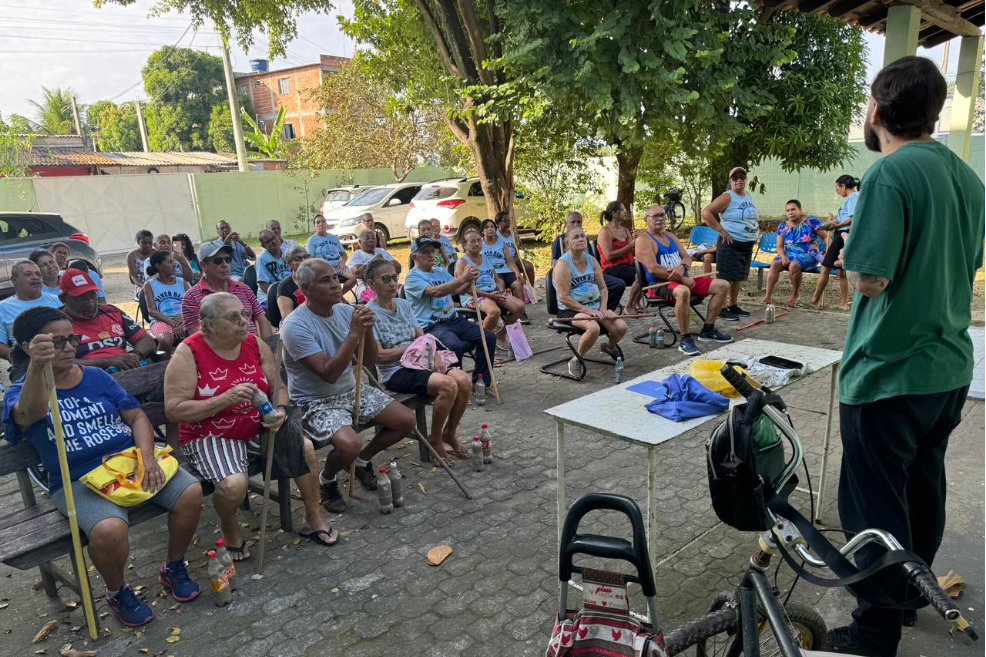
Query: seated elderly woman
455 227 525 351
2 307 203 627
349 229 401 302
760 199 828 307
365 258 472 466
276 246 311 322
552 227 628 378
164 293 340 555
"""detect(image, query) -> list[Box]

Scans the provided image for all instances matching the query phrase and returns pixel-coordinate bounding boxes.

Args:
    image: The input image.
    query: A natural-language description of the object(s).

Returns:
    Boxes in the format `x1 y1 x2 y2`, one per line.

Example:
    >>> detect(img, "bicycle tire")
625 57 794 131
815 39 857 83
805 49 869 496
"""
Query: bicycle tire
671 201 687 231
664 608 738 656
757 602 828 654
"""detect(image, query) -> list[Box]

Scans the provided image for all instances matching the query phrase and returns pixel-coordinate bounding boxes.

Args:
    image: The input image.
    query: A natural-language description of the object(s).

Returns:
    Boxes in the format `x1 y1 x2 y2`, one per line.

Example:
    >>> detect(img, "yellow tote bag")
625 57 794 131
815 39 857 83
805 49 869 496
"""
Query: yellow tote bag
689 360 757 397
79 445 178 507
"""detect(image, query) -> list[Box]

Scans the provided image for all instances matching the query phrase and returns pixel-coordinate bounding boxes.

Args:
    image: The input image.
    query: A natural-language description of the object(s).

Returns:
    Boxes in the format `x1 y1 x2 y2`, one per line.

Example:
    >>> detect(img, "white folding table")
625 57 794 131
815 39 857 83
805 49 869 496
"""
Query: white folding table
544 339 843 570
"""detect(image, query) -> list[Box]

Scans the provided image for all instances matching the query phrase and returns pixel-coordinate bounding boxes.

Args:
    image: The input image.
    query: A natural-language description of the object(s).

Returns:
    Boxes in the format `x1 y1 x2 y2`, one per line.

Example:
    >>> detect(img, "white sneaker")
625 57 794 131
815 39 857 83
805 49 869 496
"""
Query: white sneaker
568 357 585 378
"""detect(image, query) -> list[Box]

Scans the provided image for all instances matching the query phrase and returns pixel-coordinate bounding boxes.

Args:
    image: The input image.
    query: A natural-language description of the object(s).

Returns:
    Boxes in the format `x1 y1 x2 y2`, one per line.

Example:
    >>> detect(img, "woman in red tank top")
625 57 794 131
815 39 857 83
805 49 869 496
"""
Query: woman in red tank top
598 201 642 313
164 292 340 557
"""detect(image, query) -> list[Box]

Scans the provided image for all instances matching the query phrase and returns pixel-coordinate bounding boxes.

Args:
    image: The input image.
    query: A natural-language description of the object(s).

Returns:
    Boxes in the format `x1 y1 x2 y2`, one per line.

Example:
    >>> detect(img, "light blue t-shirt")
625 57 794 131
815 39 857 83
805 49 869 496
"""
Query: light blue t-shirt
349 248 395 268
403 267 457 329
499 231 518 258
0 292 61 346
556 252 601 311
720 190 759 242
367 298 421 383
481 236 511 274
438 236 456 261
256 250 290 284
147 277 185 317
306 234 345 268
207 238 249 277
460 253 497 306
43 284 60 297
835 192 858 233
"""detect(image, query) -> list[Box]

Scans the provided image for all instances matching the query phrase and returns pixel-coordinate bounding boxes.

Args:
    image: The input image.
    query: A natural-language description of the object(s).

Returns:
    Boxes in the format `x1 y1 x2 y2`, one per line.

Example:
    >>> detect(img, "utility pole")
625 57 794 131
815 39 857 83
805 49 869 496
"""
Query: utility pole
219 34 249 172
69 96 83 138
134 101 150 153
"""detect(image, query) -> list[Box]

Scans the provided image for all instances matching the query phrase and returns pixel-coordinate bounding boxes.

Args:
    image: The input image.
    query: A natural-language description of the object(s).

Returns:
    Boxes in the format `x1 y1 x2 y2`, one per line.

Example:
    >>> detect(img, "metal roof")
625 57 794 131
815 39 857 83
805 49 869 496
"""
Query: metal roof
754 0 984 48
30 147 115 167
97 152 239 167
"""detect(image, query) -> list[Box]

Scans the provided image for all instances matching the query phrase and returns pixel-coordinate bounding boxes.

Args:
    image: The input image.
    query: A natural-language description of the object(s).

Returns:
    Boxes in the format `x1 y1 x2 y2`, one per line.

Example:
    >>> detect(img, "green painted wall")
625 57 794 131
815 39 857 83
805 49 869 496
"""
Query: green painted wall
191 166 457 239
0 179 39 212
751 135 985 218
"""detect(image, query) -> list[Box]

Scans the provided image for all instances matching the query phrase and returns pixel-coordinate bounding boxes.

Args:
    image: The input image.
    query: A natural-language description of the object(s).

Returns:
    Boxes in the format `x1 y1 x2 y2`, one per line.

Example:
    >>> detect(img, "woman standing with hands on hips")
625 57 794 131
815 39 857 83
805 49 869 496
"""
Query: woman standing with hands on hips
701 167 759 320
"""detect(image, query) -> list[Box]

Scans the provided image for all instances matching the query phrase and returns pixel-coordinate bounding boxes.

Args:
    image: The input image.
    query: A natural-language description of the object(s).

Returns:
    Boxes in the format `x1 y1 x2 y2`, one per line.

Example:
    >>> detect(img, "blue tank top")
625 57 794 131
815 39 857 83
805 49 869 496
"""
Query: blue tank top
460 253 498 306
719 190 759 242
643 232 686 286
148 277 185 317
481 236 511 273
556 252 601 311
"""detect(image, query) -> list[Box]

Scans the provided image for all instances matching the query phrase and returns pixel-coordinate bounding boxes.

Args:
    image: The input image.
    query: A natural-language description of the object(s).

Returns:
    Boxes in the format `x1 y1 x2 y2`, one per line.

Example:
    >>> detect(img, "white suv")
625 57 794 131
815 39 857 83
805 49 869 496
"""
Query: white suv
405 177 531 242
320 185 364 215
321 182 422 246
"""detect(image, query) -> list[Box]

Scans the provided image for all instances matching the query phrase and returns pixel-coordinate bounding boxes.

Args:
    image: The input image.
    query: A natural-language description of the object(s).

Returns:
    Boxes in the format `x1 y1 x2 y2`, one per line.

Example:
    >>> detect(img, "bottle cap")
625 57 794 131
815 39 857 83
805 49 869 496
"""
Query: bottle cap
379 467 387 473
207 550 217 558
474 436 481 441
481 423 488 428
215 539 225 548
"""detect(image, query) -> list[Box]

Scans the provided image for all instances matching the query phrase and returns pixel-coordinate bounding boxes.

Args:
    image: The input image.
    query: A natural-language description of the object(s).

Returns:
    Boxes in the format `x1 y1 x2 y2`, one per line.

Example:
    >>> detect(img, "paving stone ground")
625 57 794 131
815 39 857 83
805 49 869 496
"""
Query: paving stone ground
0 264 982 657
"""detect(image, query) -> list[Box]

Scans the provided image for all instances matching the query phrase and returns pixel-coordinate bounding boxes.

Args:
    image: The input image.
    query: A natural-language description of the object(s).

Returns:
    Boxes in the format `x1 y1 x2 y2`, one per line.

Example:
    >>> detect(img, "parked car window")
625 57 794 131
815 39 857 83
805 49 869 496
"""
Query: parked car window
391 186 420 205
467 182 484 197
326 190 352 203
348 188 390 206
413 185 457 201
0 217 56 242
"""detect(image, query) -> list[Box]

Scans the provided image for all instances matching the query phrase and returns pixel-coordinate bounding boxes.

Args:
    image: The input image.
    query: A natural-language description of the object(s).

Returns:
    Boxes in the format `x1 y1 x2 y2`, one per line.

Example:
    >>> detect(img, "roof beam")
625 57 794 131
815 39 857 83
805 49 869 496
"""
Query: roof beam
897 0 983 37
858 7 890 25
798 0 834 13
827 0 867 17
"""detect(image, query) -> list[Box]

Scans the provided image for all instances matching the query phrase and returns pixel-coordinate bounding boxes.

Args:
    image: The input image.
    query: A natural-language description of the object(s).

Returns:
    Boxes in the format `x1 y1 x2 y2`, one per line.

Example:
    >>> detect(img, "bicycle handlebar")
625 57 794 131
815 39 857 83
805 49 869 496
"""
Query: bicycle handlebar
720 363 756 398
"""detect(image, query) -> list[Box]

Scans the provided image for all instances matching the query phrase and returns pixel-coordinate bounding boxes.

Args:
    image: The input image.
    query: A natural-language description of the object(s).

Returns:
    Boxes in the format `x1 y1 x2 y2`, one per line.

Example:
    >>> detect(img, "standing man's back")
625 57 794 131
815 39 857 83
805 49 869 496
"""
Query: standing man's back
830 55 985 657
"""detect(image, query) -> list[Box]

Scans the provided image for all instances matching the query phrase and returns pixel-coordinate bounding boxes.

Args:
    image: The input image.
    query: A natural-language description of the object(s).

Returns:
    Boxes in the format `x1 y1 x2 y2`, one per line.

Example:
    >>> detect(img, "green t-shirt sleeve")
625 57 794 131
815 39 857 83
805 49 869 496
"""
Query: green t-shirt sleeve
841 180 905 281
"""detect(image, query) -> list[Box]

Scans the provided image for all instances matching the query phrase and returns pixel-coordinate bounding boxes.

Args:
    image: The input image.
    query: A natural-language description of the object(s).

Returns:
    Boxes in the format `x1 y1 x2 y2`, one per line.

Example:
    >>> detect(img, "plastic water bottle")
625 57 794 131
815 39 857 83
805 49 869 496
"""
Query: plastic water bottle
207 550 232 607
480 424 493 464
251 389 278 423
765 303 776 324
425 341 434 370
214 539 238 592
475 381 486 407
656 324 665 349
376 467 393 514
388 461 404 508
471 436 484 472
614 356 624 384
648 323 657 348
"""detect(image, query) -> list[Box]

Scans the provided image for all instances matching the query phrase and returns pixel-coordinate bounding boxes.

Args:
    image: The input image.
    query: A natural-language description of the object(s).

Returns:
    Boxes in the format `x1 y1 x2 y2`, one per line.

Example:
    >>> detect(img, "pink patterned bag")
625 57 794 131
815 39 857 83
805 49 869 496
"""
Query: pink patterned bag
400 334 459 374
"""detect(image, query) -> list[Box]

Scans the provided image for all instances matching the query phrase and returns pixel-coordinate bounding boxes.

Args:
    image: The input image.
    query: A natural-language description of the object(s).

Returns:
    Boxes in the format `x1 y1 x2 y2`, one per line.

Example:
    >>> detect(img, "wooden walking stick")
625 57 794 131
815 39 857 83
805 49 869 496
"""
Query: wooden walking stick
43 364 98 640
347 332 366 497
471 283 502 405
510 227 538 303
255 339 283 577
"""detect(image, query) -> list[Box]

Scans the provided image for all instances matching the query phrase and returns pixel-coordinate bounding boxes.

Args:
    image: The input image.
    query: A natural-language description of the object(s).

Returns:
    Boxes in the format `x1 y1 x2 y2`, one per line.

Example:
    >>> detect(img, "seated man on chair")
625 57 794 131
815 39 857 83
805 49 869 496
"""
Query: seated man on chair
553 227 627 379
280 257 416 514
635 205 733 356
551 211 625 312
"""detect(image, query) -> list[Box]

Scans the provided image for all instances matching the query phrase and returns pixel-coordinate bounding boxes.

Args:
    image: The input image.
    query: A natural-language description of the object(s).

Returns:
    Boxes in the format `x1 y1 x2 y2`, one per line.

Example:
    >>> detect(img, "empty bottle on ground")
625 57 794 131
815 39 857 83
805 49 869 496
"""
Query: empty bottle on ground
475 381 486 407
648 323 657 348
765 303 776 324
252 389 278 424
656 324 666 349
480 423 493 464
377 467 394 514
388 461 404 507
207 550 232 607
615 356 624 383
471 436 484 472
214 538 238 592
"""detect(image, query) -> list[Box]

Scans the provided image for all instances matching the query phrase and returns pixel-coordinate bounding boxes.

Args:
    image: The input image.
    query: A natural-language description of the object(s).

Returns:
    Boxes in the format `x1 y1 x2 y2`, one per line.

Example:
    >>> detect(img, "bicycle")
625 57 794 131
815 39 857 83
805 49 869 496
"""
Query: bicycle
661 188 688 233
551 365 978 657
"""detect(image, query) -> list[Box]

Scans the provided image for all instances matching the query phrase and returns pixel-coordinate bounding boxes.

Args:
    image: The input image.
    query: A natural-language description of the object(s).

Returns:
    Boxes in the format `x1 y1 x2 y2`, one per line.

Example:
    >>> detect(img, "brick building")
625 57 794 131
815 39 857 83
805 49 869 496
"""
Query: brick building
234 54 349 141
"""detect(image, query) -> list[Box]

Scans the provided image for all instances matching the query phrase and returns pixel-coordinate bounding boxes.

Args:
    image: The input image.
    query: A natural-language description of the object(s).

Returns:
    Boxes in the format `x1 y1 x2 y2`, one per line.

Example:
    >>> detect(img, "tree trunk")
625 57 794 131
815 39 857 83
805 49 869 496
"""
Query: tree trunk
615 145 643 217
467 116 515 228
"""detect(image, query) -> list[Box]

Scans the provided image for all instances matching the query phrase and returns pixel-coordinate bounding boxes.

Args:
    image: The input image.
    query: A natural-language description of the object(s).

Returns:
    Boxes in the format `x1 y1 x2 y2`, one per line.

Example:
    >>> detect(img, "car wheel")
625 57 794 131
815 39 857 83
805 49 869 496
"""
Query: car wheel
375 223 390 242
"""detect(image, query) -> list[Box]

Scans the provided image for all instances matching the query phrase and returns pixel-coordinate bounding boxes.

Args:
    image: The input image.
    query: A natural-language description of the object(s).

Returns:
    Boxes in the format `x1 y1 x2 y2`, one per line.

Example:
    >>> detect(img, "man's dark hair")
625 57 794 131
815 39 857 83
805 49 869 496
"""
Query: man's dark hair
10 260 35 280
28 249 53 265
786 199 802 209
871 56 947 138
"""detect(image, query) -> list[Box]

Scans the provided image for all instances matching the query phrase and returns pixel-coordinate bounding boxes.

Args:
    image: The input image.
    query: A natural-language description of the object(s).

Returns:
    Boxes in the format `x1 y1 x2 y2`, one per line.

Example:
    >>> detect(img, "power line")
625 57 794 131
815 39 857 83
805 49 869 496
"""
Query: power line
105 21 194 102
0 33 200 46
3 16 215 32
0 3 189 21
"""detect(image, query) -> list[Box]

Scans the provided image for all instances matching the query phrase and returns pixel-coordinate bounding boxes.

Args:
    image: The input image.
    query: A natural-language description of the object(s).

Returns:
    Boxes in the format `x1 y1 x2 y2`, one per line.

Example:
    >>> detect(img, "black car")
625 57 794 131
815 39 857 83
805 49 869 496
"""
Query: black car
0 212 102 298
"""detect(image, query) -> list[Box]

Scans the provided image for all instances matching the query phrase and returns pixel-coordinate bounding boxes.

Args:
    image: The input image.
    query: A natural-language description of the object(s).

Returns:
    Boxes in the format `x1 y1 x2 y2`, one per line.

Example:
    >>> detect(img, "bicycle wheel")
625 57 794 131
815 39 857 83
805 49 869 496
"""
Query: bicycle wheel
670 201 687 231
756 602 828 655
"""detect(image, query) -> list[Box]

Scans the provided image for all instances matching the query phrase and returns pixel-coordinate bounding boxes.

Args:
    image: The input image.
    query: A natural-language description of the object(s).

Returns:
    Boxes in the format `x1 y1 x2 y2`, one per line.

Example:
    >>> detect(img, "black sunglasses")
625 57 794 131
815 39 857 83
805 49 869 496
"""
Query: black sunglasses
208 256 232 265
51 334 82 350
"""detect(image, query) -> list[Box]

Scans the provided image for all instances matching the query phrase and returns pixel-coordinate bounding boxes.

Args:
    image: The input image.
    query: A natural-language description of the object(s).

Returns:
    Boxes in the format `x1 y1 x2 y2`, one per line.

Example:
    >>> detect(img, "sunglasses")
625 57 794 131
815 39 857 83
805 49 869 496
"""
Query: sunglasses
376 274 399 284
51 334 82 350
208 256 232 265
221 310 253 324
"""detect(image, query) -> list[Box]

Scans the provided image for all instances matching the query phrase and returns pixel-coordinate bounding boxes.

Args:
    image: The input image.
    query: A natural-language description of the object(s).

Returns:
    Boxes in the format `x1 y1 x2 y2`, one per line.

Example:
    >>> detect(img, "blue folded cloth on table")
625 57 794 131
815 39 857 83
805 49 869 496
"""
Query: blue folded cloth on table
644 373 729 422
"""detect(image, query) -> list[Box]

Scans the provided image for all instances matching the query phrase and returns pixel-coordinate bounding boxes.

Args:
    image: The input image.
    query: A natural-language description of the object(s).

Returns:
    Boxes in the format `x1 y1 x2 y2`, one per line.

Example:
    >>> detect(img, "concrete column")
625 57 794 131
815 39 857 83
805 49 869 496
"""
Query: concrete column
883 5 921 65
948 35 984 162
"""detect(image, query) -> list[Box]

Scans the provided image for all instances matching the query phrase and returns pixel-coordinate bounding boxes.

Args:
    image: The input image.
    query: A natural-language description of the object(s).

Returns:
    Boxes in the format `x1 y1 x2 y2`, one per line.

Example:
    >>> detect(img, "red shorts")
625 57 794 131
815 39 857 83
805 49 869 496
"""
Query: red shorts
647 276 714 300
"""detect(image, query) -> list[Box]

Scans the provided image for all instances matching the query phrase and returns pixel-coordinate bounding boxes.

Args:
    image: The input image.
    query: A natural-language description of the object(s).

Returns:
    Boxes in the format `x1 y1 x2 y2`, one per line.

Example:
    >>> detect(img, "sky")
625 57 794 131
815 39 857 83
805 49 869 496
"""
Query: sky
0 0 963 123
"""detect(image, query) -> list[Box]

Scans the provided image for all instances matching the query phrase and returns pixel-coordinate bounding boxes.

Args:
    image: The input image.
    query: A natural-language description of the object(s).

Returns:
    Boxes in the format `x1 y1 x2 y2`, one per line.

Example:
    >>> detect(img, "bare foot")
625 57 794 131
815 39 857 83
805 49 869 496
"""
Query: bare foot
808 298 825 309
430 441 455 467
785 296 798 307
442 436 470 459
835 302 851 311
225 539 251 562
759 296 772 305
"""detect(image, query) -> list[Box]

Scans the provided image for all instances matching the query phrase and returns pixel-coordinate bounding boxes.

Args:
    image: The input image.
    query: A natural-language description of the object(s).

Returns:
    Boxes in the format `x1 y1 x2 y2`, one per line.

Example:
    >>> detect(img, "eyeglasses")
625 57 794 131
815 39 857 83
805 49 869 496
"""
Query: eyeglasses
290 254 311 263
220 310 253 324
376 274 399 284
207 256 232 265
646 213 666 219
51 334 82 350
261 238 277 245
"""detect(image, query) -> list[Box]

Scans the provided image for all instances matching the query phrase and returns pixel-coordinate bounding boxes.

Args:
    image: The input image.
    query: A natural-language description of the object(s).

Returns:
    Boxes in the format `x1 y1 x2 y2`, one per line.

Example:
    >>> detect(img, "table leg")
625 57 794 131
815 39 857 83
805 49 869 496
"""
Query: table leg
556 419 567 604
815 362 840 524
647 445 658 572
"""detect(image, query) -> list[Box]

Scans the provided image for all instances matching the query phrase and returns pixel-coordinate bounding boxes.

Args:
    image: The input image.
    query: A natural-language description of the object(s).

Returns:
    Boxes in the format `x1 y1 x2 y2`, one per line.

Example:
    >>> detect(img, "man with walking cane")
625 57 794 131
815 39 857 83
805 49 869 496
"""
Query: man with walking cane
827 57 985 657
280 258 416 514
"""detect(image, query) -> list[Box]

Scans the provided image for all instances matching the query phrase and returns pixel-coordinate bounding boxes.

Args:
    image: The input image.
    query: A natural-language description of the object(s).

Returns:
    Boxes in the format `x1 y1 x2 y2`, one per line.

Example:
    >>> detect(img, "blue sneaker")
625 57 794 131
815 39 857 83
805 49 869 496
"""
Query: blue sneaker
107 584 154 627
159 560 201 603
697 326 734 343
678 335 700 356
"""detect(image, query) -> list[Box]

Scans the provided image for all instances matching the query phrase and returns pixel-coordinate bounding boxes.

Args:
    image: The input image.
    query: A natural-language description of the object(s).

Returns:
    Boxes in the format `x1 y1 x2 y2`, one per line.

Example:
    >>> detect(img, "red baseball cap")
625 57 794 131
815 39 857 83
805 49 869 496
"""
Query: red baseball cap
60 268 100 297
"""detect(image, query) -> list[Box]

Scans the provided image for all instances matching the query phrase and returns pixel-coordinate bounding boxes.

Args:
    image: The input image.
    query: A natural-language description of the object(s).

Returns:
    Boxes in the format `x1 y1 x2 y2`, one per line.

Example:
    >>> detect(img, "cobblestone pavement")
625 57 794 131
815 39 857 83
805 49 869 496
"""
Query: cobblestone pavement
1 279 982 657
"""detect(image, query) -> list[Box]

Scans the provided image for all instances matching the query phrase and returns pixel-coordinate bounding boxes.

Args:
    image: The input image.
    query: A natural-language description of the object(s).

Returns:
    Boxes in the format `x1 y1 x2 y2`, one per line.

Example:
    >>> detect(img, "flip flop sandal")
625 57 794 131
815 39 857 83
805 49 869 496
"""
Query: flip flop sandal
227 541 251 562
449 446 471 459
299 528 339 547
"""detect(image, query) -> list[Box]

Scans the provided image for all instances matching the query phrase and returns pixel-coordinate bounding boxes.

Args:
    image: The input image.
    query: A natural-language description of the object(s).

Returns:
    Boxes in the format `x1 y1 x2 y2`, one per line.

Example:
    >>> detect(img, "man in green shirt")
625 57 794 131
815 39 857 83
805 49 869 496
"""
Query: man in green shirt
828 57 985 657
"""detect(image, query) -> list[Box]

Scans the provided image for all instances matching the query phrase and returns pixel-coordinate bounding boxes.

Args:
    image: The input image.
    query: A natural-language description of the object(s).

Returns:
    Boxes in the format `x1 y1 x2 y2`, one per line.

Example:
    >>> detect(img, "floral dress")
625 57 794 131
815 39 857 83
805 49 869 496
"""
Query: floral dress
775 216 824 269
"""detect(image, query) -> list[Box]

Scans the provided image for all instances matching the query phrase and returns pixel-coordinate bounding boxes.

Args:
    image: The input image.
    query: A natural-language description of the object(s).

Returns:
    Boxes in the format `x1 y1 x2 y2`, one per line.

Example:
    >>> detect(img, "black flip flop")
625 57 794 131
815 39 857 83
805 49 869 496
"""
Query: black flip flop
227 541 251 562
299 528 339 547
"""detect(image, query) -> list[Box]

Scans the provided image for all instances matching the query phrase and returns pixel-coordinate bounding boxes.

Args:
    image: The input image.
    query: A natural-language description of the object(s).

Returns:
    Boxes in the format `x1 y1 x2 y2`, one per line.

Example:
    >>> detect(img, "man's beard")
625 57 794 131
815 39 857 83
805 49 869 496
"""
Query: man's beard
863 118 881 152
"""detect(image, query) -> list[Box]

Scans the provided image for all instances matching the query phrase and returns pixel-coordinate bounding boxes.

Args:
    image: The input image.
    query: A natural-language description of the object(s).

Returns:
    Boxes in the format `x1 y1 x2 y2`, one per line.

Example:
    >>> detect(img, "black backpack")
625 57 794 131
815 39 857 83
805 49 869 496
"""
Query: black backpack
706 388 796 532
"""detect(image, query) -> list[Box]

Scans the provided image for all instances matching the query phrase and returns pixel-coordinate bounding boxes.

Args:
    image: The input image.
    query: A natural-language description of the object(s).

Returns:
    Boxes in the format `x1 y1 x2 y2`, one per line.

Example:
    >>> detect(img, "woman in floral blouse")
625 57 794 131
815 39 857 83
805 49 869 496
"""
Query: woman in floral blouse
760 199 828 306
